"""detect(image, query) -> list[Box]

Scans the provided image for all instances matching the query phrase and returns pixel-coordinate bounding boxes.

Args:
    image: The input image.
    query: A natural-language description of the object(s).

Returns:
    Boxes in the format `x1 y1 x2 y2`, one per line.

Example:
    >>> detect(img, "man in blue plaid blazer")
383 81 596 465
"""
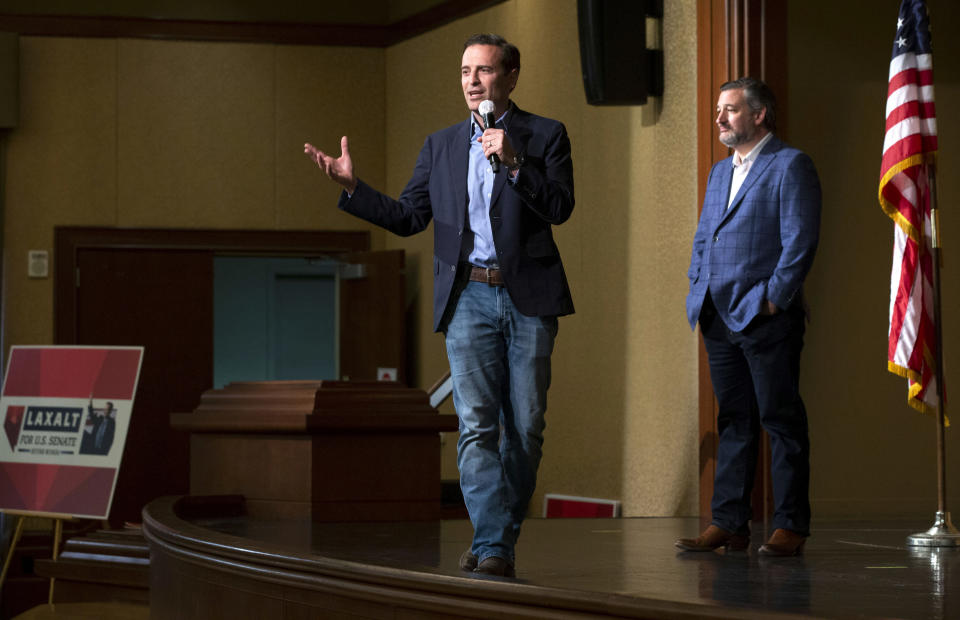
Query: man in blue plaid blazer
679 77 821 557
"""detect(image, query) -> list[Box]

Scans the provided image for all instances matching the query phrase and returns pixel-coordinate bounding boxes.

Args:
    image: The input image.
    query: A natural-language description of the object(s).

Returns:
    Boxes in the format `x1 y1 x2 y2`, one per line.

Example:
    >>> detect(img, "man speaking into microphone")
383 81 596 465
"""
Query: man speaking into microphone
305 33 574 578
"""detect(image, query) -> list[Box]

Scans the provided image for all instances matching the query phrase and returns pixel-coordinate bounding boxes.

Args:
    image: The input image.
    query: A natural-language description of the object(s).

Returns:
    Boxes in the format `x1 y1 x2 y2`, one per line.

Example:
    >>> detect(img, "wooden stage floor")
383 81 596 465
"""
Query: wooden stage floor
162 508 958 619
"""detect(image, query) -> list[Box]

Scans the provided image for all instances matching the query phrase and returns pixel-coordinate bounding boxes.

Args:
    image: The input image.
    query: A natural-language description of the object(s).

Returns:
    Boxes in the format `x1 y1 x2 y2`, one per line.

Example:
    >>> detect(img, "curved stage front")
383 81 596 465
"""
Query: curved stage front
142 496 956 619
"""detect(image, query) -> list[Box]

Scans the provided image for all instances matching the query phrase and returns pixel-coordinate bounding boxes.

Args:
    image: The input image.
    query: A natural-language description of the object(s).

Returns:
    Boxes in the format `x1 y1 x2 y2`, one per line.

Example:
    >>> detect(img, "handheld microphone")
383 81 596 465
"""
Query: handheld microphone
478 100 500 173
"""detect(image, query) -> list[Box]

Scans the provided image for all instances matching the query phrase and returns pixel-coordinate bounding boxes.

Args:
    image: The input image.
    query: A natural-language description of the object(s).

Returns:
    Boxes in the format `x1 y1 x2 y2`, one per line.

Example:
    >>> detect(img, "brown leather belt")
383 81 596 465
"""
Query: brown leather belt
468 266 505 286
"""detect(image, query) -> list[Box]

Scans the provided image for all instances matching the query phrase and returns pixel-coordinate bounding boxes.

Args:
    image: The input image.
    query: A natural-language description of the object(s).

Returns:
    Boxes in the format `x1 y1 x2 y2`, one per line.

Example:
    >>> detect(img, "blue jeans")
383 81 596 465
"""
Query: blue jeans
443 280 558 565
700 295 811 537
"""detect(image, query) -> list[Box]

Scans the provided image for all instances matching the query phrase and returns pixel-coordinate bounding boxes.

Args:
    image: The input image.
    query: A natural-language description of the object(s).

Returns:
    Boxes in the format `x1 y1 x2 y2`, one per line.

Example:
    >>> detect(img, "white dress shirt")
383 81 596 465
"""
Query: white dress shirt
728 132 774 209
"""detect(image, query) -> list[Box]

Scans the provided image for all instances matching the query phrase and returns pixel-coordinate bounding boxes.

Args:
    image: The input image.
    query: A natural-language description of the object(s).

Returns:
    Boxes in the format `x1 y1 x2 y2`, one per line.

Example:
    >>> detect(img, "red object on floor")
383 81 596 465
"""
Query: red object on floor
543 494 620 518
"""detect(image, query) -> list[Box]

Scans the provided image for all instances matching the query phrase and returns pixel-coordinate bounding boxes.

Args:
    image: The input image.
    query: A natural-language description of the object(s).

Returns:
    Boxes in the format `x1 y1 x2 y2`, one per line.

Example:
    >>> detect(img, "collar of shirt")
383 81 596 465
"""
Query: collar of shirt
732 131 774 169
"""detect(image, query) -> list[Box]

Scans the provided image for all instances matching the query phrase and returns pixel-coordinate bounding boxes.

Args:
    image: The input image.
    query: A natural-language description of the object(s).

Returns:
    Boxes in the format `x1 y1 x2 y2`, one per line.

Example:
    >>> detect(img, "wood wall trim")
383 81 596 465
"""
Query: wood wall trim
696 0 726 522
0 0 507 46
53 227 370 345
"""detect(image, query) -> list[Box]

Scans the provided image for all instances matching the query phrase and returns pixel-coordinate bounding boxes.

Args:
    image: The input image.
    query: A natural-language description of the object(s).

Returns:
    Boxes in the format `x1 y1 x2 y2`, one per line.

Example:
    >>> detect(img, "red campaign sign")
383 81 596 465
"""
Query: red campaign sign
0 346 144 518
0 463 117 517
3 347 143 399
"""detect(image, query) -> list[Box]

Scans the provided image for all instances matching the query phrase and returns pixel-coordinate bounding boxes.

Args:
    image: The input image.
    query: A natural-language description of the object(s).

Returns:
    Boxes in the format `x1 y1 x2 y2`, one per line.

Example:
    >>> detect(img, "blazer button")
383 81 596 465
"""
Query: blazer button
713 235 719 242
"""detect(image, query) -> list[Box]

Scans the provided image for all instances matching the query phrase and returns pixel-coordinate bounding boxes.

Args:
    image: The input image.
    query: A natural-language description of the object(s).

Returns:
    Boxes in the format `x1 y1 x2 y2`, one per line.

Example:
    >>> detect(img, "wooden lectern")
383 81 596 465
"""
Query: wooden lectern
170 381 458 521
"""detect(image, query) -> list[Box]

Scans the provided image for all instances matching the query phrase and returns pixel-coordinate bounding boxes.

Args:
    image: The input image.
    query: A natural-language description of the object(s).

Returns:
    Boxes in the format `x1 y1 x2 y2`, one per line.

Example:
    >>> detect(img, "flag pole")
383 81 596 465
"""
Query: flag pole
907 164 959 547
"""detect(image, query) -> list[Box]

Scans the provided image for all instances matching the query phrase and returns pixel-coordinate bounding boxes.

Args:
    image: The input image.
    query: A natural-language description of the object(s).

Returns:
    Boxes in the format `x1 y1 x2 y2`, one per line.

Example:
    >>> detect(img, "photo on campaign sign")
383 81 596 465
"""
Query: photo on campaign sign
0 346 143 519
79 400 117 456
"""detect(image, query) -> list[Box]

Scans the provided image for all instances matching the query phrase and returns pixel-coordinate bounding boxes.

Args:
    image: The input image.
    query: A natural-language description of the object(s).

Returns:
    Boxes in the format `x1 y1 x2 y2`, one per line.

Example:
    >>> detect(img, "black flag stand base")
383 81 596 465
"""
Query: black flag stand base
907 511 960 547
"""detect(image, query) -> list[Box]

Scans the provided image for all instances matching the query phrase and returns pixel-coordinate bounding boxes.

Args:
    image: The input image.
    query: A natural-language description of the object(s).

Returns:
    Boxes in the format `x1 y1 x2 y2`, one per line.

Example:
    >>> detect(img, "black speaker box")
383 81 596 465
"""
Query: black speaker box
578 0 663 106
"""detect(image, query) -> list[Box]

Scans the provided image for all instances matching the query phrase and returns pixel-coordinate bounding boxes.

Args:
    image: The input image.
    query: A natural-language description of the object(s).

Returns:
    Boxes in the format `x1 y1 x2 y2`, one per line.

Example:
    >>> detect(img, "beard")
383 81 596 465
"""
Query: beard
718 127 750 147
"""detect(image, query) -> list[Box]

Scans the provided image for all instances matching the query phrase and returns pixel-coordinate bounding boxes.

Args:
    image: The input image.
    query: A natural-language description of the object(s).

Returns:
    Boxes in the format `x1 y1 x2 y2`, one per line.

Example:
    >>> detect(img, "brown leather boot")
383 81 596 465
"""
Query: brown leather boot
675 524 749 552
459 550 477 572
474 556 516 578
758 529 806 556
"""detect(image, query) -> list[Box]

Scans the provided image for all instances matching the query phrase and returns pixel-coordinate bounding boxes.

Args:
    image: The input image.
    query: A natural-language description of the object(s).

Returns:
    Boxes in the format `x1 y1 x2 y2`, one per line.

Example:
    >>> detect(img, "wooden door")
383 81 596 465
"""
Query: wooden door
76 248 212 526
339 249 406 383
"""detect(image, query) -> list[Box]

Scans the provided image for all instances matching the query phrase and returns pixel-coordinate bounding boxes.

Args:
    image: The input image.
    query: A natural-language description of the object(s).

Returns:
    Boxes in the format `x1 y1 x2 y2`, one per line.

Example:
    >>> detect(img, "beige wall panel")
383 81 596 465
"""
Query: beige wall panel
546 102 630 508
621 2 700 517
790 0 960 518
4 37 118 349
275 45 387 237
116 39 275 228
3 36 390 356
515 1 627 511
383 0 699 515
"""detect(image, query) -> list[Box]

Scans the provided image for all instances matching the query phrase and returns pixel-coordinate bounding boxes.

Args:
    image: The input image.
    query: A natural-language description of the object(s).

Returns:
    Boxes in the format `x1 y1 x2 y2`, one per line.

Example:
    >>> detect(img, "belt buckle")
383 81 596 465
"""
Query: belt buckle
485 268 494 285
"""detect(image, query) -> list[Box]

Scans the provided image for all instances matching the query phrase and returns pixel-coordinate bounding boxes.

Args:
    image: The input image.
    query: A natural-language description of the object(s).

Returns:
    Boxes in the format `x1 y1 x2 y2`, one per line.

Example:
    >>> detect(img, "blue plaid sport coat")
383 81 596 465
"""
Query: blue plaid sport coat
686 135 821 332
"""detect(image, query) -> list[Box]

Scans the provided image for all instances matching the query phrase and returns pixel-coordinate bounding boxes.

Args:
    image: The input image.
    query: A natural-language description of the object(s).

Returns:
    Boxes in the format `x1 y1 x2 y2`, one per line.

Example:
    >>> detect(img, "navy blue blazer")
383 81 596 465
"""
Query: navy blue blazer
686 135 821 332
340 104 575 332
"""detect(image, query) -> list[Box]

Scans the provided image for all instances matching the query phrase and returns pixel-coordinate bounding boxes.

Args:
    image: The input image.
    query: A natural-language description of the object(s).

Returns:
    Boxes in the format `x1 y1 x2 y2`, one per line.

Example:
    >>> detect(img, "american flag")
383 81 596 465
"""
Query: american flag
878 0 940 415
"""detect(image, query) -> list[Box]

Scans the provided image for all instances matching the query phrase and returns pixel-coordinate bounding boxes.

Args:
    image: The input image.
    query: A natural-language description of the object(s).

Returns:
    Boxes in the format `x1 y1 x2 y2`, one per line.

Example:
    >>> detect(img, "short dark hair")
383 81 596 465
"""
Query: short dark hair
463 33 520 74
720 77 777 133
